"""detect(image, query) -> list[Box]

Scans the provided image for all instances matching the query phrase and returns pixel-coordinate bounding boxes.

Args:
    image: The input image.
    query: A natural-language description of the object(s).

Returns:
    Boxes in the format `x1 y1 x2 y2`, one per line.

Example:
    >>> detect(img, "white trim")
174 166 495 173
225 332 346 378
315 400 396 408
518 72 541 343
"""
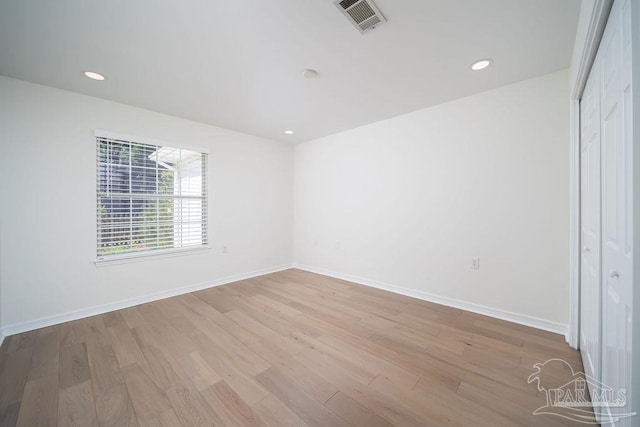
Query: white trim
94 129 210 154
570 0 613 100
0 330 5 350
568 98 581 348
293 264 568 336
0 263 292 339
567 0 613 349
95 246 211 267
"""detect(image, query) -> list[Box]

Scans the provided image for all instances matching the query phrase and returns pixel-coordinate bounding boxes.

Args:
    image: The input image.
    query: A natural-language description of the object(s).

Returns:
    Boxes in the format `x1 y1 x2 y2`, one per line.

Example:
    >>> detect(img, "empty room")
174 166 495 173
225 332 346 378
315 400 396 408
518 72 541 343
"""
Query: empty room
0 0 639 426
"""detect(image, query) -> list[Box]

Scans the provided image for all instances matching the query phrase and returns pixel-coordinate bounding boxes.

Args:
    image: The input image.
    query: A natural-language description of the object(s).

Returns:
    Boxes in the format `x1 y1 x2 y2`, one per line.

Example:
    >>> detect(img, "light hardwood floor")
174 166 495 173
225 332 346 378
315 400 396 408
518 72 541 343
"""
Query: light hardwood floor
0 269 592 426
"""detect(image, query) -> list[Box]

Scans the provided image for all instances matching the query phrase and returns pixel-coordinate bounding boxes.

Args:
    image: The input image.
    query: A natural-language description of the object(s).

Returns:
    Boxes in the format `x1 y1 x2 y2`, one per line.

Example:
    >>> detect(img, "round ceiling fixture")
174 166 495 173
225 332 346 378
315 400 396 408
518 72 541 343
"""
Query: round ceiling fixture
301 69 319 79
470 59 492 71
284 130 294 135
84 71 105 81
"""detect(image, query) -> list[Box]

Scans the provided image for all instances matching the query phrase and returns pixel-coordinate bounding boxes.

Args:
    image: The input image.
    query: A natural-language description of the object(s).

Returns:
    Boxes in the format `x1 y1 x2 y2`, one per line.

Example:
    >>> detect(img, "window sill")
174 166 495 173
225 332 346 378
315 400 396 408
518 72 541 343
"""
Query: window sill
94 246 211 267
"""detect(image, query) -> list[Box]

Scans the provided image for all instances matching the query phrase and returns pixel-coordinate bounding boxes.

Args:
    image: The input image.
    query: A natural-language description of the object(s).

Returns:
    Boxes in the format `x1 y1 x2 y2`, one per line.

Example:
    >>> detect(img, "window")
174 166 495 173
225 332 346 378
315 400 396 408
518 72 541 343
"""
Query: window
96 133 208 261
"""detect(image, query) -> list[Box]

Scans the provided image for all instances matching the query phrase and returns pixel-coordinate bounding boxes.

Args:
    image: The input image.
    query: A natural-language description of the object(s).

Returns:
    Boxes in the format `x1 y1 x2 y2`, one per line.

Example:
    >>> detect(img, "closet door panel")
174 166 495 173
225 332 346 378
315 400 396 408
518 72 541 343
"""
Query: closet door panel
580 57 602 386
599 0 634 425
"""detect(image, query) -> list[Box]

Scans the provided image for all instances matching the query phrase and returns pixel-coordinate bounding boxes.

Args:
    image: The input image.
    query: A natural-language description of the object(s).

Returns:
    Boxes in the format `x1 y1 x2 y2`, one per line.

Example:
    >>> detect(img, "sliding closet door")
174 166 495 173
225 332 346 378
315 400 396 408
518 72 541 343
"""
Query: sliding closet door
580 58 601 386
600 0 634 424
579 1 636 424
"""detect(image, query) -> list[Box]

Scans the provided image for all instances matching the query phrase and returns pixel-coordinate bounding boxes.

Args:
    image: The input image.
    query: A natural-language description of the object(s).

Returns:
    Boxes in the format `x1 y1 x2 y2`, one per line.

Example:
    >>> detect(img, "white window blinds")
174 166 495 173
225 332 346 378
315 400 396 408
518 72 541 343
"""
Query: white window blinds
96 135 208 260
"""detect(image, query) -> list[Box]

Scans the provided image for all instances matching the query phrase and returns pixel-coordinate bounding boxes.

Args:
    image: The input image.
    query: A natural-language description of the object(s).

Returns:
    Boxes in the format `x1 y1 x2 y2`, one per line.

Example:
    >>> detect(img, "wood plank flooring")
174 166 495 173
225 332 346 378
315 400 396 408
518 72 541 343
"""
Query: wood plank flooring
0 269 593 426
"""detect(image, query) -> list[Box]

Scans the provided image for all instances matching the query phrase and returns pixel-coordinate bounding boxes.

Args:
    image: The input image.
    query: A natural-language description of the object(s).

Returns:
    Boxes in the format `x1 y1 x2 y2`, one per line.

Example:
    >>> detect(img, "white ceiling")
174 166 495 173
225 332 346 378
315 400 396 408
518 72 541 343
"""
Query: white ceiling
0 0 580 143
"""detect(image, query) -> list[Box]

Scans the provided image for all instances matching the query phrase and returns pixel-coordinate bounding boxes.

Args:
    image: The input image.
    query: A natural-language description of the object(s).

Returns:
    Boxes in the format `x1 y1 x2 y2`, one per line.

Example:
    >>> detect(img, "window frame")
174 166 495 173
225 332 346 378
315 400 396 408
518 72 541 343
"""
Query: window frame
94 130 210 265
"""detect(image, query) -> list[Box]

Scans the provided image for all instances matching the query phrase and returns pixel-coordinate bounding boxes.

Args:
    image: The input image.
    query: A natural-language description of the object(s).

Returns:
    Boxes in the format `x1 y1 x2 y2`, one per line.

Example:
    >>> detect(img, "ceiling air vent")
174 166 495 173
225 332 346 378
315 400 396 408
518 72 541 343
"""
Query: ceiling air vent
334 0 387 34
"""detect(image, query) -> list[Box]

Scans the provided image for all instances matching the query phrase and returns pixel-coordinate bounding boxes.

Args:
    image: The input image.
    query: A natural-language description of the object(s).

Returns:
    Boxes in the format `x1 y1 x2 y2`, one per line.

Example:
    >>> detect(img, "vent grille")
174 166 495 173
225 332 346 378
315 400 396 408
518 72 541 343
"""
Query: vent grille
334 0 386 34
347 2 375 23
338 0 360 9
359 15 381 31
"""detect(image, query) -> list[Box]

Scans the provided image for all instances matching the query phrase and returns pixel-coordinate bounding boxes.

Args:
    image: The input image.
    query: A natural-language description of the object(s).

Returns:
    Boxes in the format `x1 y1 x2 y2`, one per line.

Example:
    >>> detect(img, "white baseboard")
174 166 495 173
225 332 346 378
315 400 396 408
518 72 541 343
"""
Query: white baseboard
0 263 293 341
0 262 569 343
293 263 568 336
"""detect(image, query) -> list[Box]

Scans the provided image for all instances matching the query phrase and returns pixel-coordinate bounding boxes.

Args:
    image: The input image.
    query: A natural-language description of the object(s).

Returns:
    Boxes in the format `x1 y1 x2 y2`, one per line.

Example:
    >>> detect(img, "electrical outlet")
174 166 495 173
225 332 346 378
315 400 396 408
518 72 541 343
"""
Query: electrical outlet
334 241 341 250
471 257 480 269
222 246 228 254
313 239 318 247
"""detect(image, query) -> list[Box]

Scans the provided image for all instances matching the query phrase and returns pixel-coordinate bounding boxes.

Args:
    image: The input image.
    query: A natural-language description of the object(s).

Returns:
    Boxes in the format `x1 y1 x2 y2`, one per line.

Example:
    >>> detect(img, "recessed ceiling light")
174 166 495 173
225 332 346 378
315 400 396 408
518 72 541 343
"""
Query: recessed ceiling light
471 59 492 71
84 71 105 81
284 130 294 135
301 69 319 79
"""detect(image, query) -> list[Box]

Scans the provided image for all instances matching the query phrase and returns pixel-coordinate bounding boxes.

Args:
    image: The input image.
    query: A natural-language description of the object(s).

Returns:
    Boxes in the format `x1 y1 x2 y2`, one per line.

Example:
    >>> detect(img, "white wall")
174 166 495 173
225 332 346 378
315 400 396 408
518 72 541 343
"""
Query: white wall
0 70 571 335
294 70 570 327
0 76 293 330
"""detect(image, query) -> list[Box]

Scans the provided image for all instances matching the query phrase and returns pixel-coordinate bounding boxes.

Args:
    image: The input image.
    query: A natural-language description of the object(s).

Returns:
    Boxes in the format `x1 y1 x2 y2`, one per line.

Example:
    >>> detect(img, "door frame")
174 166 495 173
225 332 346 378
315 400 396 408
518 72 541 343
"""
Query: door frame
567 0 613 348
